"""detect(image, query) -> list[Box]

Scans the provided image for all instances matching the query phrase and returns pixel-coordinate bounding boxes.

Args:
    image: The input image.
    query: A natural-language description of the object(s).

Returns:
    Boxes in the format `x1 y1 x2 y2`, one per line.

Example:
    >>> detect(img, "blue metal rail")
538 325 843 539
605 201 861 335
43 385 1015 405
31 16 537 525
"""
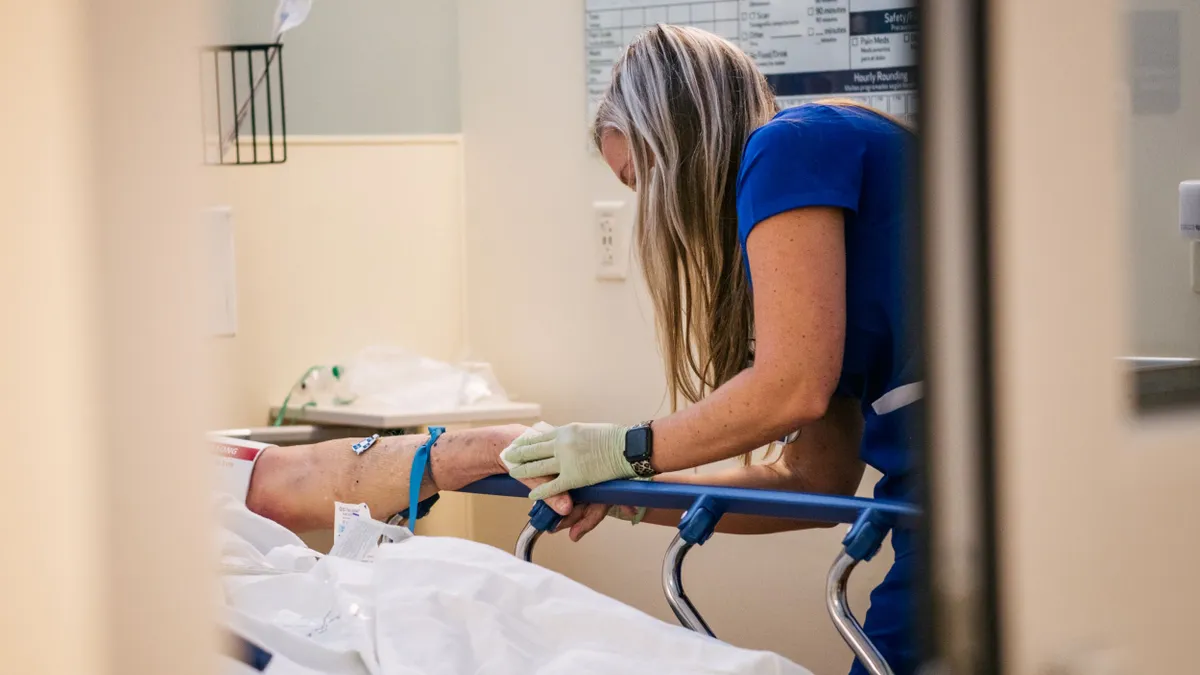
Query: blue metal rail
455 475 918 675
458 475 919 527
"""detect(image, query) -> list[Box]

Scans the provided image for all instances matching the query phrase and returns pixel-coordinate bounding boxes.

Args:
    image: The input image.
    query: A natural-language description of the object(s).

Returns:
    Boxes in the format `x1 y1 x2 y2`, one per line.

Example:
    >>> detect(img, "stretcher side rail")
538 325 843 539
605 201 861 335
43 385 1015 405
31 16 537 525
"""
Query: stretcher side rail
456 476 918 675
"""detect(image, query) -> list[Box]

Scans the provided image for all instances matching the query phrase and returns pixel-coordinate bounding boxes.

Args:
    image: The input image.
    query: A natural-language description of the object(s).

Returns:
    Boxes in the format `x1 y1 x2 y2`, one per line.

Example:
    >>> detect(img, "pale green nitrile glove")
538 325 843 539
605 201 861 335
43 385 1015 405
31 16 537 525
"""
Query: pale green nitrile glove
505 423 636 501
607 505 648 525
607 475 651 525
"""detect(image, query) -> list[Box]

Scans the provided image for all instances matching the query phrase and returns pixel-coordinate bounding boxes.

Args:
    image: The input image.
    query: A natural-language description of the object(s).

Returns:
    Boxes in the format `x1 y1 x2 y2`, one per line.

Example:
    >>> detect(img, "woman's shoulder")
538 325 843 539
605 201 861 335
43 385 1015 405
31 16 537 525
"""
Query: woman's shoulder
772 102 851 123
743 103 870 160
761 102 899 136
742 102 908 166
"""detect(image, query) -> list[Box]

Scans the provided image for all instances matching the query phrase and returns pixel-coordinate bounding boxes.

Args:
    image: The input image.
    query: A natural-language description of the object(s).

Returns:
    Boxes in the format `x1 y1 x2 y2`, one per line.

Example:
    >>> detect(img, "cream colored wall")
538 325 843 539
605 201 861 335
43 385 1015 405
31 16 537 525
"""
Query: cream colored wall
992 0 1200 671
457 3 889 672
3 5 106 673
207 136 467 427
1127 0 1200 357
220 0 462 135
2 1 216 674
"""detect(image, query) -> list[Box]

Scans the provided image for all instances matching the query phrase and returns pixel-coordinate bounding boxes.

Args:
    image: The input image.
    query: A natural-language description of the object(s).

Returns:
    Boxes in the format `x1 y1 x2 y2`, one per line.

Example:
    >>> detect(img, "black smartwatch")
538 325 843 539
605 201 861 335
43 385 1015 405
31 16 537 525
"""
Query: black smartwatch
623 421 656 477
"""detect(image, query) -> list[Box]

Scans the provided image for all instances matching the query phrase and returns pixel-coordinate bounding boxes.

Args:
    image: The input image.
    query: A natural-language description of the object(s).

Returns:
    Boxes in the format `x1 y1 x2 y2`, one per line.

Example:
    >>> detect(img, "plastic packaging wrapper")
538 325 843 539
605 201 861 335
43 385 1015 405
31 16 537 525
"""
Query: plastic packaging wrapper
338 346 510 412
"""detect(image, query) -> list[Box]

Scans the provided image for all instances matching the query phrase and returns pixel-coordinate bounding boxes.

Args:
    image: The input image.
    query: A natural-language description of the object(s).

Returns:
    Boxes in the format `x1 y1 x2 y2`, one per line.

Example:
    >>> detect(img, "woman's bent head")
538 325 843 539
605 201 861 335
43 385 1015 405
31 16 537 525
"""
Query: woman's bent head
592 25 778 407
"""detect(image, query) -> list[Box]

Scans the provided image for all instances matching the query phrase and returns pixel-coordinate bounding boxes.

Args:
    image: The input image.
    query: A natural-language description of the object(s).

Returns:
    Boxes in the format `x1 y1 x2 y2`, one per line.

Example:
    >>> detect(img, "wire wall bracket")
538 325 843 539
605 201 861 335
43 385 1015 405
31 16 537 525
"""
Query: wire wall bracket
200 43 288 166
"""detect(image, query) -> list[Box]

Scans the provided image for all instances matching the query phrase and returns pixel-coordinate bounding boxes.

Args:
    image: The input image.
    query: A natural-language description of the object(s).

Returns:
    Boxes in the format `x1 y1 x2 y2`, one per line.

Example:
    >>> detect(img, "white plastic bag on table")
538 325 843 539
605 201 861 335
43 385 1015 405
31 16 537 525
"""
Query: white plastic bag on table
339 346 509 412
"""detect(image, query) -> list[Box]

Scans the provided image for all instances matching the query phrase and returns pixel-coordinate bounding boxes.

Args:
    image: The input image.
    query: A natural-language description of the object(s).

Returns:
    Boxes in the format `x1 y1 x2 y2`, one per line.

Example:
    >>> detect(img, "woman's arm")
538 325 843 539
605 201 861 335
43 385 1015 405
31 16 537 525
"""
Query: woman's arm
506 206 847 500
649 206 847 473
557 397 864 540
649 396 864 533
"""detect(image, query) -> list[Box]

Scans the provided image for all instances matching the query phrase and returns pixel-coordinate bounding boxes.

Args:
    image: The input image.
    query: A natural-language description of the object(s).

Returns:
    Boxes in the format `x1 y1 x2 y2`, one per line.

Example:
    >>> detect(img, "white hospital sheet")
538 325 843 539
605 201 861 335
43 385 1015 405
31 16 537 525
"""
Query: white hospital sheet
215 496 812 675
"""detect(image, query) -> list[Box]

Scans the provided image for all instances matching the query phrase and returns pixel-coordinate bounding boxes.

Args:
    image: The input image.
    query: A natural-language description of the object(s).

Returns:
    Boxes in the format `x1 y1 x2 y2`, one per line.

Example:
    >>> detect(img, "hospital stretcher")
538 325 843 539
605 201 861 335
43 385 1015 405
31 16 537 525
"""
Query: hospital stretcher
215 425 918 674
454 476 919 675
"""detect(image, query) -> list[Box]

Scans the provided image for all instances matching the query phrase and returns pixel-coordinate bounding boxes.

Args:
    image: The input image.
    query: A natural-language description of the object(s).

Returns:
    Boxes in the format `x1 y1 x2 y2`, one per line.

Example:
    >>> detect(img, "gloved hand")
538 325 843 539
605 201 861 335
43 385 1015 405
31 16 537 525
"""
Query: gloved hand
503 423 636 501
608 504 647 524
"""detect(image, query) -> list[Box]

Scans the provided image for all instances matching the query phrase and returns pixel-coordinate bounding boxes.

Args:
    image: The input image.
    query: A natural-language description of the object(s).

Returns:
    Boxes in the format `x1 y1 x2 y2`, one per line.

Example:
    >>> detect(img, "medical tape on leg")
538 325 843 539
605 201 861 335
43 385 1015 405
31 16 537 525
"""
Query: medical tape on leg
351 434 379 455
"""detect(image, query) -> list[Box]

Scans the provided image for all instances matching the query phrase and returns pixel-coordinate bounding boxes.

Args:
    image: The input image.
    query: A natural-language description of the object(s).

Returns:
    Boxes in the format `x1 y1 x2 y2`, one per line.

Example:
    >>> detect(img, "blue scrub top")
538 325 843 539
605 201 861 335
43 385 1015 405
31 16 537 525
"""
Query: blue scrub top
736 103 921 675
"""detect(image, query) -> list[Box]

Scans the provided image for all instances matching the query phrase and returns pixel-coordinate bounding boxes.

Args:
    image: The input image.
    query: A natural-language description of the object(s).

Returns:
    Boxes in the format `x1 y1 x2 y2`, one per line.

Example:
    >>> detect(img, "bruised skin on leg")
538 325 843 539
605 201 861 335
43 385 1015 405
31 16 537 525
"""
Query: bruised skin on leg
246 425 572 533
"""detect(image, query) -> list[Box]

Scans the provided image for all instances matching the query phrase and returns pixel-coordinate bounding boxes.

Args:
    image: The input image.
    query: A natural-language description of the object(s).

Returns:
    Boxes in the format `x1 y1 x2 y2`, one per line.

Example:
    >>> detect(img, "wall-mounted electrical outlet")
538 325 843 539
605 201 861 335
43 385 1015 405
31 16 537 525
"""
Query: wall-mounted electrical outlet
595 201 628 280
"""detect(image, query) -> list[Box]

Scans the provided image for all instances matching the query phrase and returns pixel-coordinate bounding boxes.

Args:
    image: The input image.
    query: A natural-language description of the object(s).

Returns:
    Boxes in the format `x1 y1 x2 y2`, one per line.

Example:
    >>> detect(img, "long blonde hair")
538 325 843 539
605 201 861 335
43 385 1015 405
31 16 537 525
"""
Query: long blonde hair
591 25 778 408
592 26 911 414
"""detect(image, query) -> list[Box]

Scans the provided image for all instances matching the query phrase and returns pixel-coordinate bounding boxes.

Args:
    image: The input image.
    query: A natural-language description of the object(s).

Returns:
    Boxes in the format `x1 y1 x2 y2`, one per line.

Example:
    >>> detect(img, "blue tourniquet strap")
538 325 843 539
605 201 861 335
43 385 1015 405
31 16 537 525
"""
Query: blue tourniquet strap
407 426 445 533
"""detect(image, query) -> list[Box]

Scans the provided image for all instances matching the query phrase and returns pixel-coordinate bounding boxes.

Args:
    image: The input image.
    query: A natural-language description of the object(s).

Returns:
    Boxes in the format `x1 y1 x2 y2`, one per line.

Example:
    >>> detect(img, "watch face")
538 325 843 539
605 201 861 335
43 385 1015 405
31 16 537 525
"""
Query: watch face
624 425 649 462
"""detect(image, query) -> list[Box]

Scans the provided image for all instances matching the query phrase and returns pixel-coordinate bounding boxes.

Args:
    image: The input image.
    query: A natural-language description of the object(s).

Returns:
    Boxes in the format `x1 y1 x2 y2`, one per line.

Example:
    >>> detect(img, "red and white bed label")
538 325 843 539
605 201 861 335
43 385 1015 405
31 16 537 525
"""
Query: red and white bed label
210 437 272 503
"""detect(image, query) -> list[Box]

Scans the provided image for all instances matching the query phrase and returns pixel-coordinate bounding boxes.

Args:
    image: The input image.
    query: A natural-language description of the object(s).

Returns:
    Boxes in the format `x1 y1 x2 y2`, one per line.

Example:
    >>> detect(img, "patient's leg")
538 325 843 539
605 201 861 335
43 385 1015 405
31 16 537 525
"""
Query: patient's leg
246 425 569 533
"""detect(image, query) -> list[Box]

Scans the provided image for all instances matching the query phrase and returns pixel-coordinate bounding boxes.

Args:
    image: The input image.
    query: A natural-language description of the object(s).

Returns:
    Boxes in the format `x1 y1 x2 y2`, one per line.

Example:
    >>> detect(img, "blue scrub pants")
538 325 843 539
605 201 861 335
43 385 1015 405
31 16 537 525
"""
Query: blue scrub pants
847 537 917 675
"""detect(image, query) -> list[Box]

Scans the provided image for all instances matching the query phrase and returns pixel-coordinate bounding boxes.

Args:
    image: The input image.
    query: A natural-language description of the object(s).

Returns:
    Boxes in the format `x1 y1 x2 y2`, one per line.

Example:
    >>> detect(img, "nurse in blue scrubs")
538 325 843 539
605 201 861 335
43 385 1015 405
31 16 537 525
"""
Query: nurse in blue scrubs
504 25 921 675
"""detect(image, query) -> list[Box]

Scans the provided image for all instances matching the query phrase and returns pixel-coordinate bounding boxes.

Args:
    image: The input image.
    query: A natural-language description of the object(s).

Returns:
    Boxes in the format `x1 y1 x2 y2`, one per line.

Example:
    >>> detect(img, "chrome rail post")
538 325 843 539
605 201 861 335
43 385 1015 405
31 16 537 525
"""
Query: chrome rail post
661 532 715 637
513 501 563 563
827 508 897 675
514 522 543 562
660 496 723 637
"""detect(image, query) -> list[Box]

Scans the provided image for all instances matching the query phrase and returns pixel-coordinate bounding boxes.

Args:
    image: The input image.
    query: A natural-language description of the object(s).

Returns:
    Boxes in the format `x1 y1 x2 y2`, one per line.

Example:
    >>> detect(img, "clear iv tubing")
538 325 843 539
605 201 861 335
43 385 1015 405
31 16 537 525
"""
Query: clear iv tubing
271 365 320 427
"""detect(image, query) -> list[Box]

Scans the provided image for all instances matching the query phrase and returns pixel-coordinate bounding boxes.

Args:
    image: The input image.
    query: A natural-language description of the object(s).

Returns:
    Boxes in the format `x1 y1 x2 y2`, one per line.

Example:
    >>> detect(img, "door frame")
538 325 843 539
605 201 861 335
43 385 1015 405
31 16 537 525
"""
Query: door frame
925 0 1200 672
920 0 1002 672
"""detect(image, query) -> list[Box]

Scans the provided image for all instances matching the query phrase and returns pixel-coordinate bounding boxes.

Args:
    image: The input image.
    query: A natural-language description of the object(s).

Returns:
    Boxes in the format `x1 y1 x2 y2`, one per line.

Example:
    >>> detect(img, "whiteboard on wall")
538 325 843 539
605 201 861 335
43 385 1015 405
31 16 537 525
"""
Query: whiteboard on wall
585 0 918 124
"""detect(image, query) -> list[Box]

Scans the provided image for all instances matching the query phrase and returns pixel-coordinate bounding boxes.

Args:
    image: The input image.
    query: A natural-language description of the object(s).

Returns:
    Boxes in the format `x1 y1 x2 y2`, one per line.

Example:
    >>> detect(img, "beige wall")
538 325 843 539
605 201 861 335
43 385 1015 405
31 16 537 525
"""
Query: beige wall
219 0 462 135
1127 0 1200 357
2 5 105 673
457 3 888 672
207 136 467 427
2 1 216 674
993 0 1200 671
